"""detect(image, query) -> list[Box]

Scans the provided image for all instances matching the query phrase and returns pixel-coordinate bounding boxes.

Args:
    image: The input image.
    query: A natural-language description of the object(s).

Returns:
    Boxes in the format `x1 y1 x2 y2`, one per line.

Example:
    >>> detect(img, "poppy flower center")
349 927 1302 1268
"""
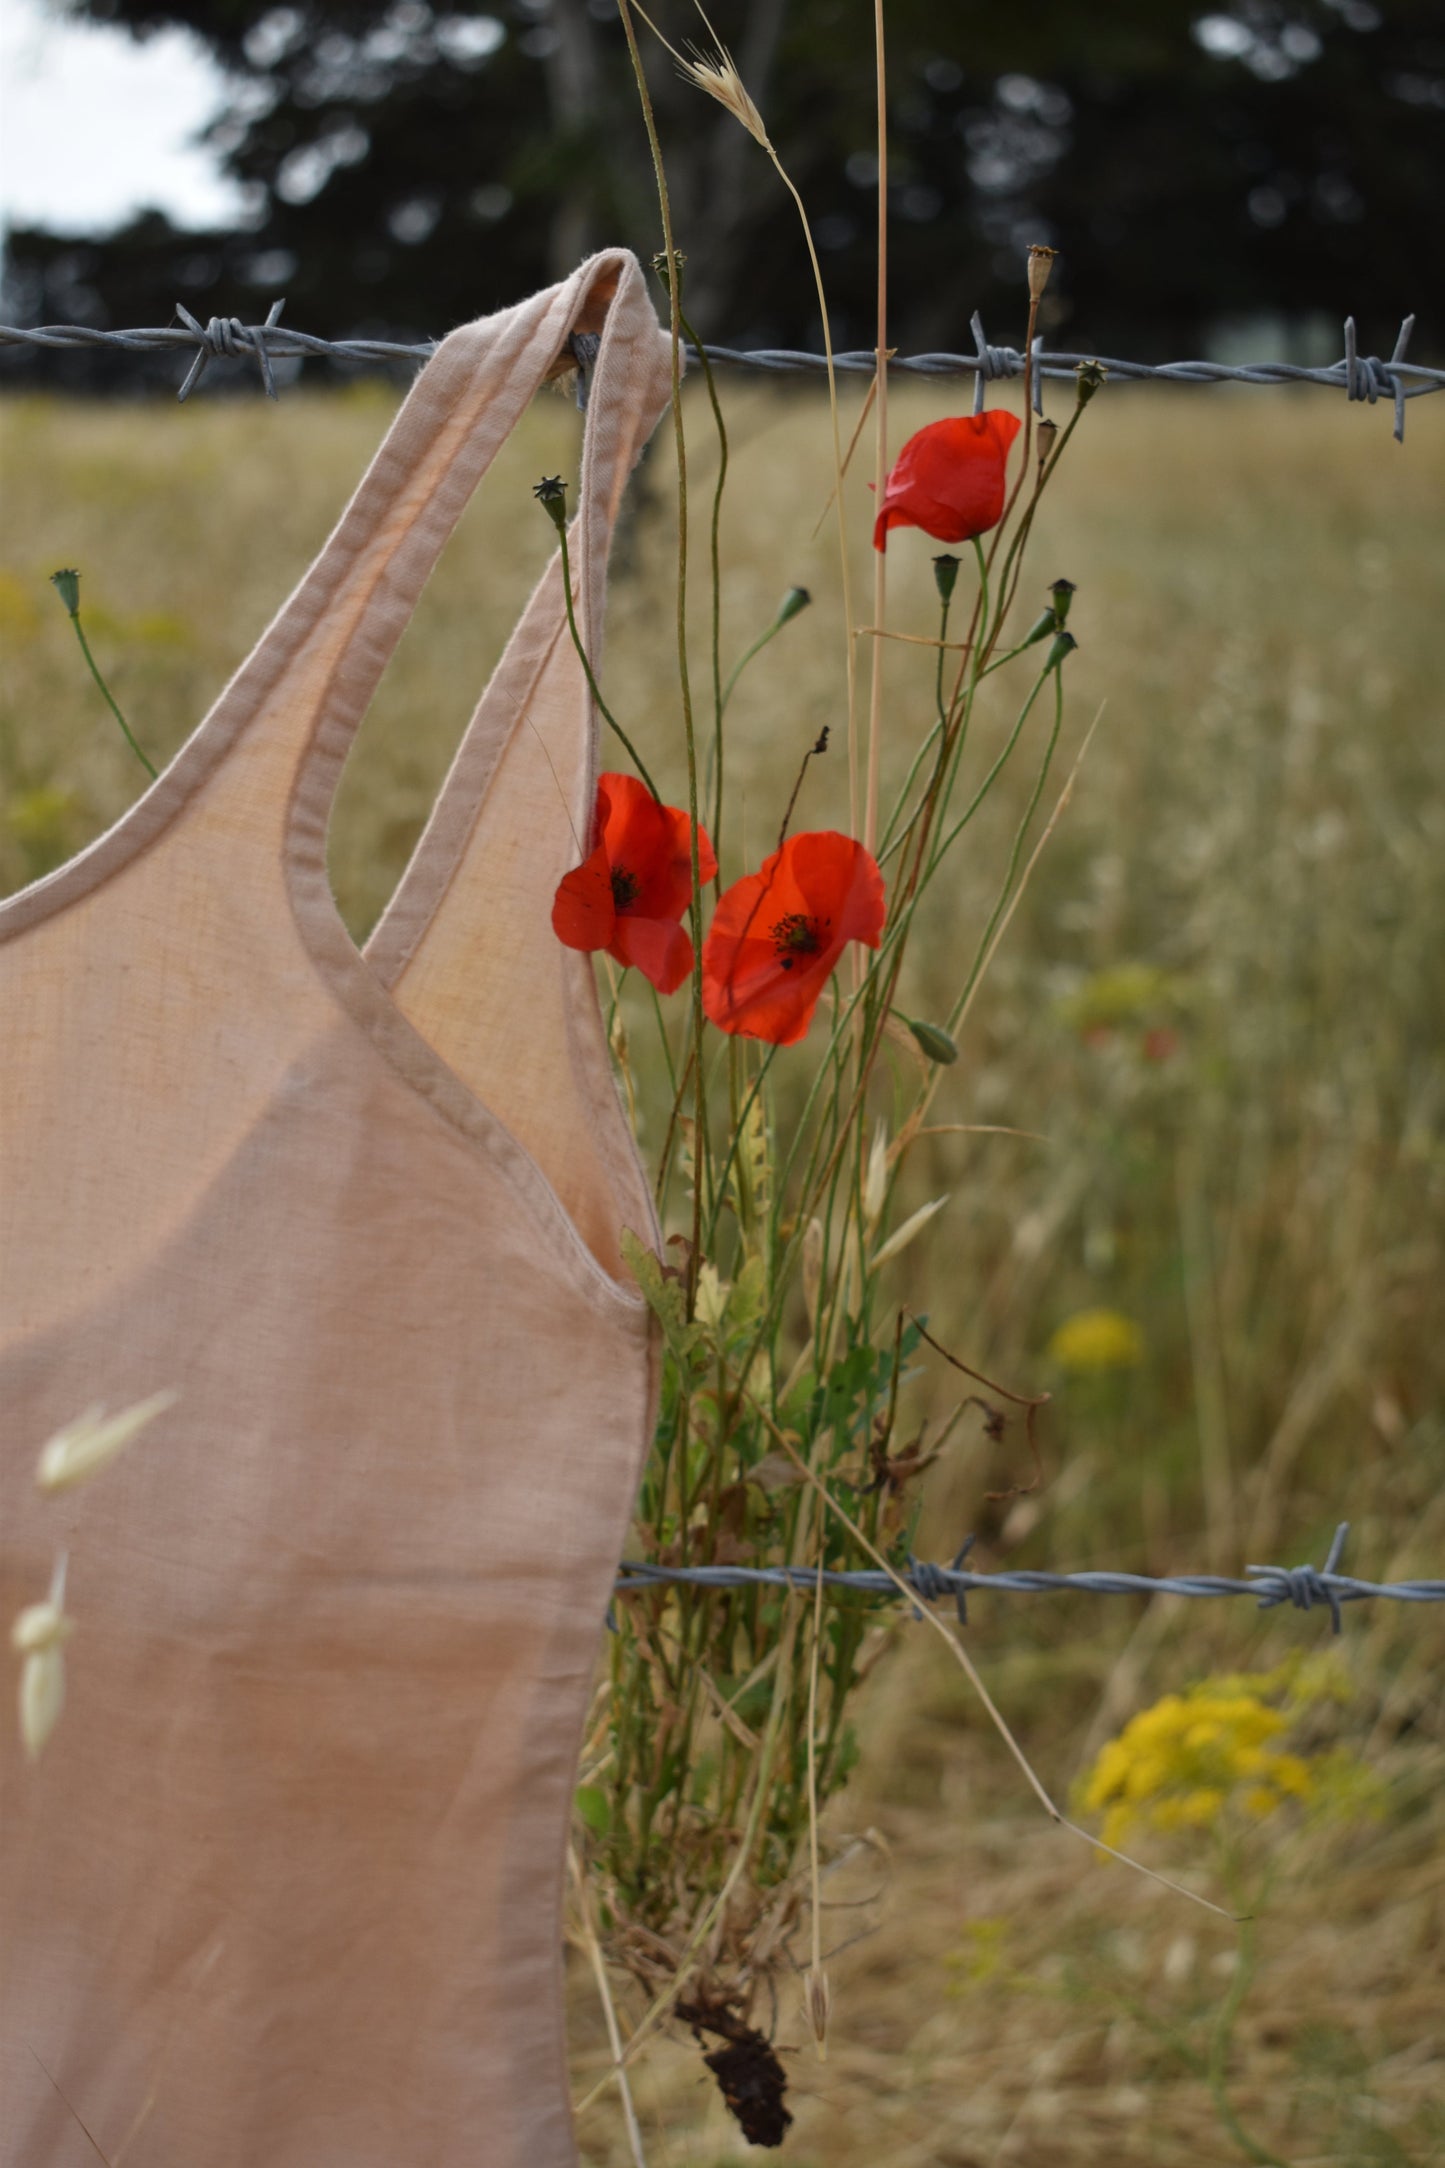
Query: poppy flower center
610 865 641 912
770 911 828 971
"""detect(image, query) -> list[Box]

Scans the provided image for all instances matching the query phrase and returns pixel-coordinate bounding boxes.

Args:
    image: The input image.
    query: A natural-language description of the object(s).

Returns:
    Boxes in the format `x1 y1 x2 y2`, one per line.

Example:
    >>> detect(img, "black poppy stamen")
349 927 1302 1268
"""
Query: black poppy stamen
610 866 641 912
770 911 827 973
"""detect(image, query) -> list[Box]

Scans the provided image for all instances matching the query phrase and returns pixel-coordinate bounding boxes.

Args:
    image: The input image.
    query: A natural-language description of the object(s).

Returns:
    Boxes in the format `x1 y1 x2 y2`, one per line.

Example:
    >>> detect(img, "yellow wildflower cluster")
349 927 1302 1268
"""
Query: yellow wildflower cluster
1046 1306 1144 1375
1076 1657 1380 1853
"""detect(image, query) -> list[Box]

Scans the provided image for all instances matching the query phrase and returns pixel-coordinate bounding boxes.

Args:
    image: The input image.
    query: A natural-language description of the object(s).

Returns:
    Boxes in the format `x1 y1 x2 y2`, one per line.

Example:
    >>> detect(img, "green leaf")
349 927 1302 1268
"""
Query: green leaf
620 1228 708 1374
574 1785 612 1837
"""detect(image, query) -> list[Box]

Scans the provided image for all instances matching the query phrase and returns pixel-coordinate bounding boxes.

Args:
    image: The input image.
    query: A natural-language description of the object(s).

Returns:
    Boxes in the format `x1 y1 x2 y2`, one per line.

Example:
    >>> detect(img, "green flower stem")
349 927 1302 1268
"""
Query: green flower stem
945 665 1064 1034
1208 1915 1290 2168
67 613 157 780
552 515 662 803
672 296 730 874
647 982 679 1097
929 649 1056 873
703 1045 778 1251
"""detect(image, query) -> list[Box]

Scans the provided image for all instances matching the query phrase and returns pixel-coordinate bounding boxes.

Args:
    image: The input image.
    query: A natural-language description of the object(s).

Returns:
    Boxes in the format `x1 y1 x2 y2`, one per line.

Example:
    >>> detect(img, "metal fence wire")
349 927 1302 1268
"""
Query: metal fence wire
1 304 1438 441
613 1527 1445 1633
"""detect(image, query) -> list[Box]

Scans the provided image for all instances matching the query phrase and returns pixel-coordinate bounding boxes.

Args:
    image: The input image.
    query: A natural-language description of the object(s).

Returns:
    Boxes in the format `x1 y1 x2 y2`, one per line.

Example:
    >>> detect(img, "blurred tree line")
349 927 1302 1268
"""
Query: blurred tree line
3 0 1441 385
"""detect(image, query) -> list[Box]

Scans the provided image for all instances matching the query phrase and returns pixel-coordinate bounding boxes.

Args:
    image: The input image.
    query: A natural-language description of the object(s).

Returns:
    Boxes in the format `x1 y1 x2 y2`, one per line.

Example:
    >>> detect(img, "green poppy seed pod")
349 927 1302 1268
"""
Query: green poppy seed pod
1050 578 1077 625
50 568 81 617
1046 630 1078 672
1036 417 1059 472
1020 609 1056 650
775 585 811 627
532 475 568 534
906 1017 959 1066
1074 360 1107 408
932 554 961 606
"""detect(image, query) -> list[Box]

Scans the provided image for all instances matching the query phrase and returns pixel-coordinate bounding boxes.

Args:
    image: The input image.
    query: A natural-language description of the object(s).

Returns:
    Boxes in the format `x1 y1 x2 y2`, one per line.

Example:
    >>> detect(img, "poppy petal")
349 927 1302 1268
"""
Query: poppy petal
595 772 717 924
873 410 1022 551
703 831 886 1045
551 842 616 953
610 914 696 995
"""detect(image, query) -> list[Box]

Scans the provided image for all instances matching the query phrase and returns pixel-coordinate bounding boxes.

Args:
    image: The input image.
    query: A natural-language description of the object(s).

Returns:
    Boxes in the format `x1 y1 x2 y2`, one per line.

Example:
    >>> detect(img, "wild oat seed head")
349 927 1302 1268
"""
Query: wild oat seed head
801 1216 825 1331
35 1388 179 1494
681 41 772 150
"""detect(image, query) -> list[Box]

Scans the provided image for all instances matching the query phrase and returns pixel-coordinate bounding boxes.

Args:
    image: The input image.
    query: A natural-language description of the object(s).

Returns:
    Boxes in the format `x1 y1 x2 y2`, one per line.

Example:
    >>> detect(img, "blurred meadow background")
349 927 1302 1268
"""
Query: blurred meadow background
2 374 1443 2162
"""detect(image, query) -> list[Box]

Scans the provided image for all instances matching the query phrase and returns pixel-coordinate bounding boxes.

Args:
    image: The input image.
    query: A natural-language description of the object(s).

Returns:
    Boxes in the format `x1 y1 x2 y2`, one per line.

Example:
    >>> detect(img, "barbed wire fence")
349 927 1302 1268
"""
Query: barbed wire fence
1 304 1438 440
6 302 1440 1633
614 1526 1445 1633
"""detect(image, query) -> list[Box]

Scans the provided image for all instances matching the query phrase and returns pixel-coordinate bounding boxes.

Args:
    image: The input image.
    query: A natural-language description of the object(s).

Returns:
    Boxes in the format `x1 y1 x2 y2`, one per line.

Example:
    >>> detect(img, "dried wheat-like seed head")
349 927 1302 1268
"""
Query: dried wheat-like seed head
35 1388 178 1494
803 1965 832 2059
681 39 772 151
12 1554 74 1762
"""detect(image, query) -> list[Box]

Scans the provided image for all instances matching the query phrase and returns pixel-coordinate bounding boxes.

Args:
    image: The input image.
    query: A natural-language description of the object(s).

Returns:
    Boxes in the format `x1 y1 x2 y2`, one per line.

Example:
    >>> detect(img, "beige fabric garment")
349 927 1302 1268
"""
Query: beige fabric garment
0 250 671 2164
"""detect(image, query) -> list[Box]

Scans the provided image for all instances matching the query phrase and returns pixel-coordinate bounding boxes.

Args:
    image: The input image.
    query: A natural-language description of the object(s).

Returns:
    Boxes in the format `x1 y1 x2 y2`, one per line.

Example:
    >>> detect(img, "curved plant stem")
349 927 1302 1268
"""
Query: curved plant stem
1208 1914 1290 2168
68 614 156 779
554 514 662 802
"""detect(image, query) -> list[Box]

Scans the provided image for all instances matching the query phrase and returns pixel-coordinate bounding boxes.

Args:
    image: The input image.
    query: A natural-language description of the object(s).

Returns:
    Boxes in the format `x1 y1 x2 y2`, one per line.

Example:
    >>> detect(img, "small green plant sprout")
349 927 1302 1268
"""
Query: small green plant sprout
49 567 158 780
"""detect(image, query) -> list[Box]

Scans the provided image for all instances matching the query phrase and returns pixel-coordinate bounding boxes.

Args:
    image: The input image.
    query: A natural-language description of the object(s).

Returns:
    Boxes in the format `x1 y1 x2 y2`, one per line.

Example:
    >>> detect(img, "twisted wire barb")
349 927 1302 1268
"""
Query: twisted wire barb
613 1526 1445 1634
1 306 1437 440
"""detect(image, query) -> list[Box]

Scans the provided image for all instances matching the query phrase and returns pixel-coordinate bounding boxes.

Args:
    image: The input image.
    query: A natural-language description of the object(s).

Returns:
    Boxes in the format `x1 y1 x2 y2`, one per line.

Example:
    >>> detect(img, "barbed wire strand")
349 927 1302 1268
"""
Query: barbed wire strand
0 305 1436 440
613 1526 1445 1634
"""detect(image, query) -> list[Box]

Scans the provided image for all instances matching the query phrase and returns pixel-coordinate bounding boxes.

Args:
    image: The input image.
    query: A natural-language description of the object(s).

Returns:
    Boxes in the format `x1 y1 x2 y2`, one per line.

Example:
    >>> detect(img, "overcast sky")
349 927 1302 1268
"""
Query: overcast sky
1 0 244 233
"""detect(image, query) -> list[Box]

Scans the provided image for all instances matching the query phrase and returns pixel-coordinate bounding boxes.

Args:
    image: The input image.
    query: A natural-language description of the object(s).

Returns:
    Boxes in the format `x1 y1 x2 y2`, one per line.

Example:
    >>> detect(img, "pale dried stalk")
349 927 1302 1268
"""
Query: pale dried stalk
569 1850 649 2167
804 1553 830 2059
864 0 889 856
635 0 861 839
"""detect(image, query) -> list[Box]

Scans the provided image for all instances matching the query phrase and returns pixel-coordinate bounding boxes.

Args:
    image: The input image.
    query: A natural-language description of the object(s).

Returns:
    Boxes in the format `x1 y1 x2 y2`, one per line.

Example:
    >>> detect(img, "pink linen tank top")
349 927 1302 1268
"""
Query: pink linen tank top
1 250 670 2164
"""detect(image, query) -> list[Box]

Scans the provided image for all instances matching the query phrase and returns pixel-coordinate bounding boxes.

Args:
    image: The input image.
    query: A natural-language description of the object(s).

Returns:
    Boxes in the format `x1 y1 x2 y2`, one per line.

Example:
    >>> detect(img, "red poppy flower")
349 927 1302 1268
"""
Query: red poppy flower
873 410 1023 552
702 831 886 1046
552 772 717 995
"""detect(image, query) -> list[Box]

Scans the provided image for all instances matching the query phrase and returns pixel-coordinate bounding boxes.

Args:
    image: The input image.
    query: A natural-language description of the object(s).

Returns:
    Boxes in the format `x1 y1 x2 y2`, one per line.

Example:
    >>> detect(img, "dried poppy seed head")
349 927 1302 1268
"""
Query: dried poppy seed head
1036 417 1059 471
1027 244 1059 303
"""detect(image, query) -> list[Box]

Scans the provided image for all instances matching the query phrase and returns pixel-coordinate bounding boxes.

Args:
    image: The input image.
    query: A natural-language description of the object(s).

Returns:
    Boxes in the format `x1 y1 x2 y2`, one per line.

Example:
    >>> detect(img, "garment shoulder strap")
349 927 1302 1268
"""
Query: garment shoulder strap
354 257 674 1272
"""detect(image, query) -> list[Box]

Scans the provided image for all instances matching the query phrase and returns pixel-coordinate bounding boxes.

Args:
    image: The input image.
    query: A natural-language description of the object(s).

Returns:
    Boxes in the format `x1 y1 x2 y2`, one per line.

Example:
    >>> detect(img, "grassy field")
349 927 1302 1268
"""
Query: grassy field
2 376 1443 2164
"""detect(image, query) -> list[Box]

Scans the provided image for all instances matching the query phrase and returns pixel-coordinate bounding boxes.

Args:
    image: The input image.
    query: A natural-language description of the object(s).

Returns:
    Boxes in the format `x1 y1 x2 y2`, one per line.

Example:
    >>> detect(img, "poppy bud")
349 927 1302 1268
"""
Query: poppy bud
905 1017 959 1065
532 474 568 534
1050 578 1077 625
1027 245 1058 303
932 554 960 606
49 568 81 617
1074 360 1107 408
1036 418 1059 472
1046 631 1078 672
775 585 811 627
